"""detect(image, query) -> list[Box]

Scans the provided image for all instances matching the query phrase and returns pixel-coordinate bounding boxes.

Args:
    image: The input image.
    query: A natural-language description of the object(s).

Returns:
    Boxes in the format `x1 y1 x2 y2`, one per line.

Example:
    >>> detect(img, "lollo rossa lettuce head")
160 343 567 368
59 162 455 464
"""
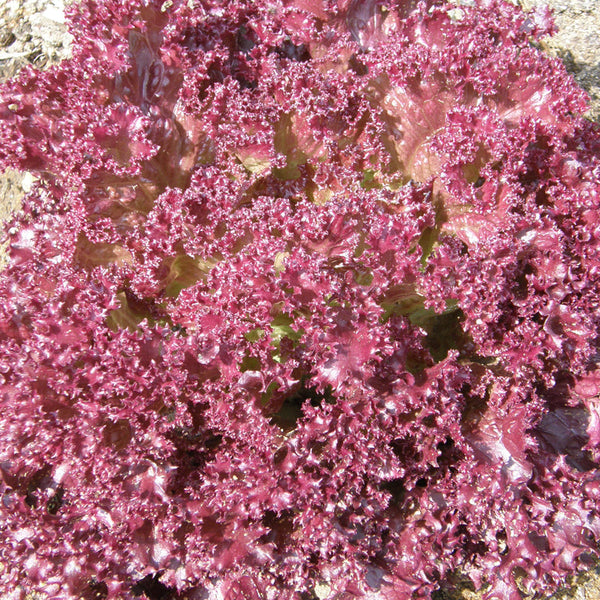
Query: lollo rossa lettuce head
1 1 600 599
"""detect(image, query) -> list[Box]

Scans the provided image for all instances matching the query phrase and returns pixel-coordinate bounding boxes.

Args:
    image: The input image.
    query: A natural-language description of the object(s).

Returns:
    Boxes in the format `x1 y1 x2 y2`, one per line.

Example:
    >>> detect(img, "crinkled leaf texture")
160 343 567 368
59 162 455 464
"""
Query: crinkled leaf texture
1 0 600 599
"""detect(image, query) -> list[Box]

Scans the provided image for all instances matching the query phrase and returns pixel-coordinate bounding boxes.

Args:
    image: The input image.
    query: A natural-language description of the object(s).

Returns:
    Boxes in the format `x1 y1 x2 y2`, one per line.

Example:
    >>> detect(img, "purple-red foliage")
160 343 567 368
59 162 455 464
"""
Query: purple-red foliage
1 0 600 598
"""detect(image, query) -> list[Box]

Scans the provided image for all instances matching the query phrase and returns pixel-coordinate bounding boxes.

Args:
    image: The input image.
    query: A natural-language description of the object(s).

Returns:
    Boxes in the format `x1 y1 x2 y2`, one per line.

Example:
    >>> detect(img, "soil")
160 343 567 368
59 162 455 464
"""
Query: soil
1 1 600 599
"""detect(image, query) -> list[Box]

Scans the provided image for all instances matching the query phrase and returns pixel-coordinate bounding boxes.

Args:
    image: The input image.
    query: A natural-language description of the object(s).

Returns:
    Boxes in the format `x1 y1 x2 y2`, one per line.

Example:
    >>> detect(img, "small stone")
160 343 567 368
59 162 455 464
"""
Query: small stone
21 172 35 194
314 583 331 599
0 30 15 47
41 4 65 24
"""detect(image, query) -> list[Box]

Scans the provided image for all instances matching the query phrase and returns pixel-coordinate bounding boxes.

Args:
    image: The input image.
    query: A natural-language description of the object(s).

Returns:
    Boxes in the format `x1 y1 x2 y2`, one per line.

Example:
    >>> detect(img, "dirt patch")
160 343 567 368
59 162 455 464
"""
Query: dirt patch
0 0 71 81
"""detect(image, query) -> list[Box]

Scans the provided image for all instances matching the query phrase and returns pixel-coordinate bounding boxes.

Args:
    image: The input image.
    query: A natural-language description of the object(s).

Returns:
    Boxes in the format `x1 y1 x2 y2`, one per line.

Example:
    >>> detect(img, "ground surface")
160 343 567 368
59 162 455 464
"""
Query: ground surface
1 0 600 598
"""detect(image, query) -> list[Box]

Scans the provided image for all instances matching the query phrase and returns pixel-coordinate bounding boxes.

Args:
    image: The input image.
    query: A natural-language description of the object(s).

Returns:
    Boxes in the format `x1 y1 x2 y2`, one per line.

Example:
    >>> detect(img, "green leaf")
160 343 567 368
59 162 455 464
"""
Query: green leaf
270 314 302 345
164 255 211 298
244 328 265 342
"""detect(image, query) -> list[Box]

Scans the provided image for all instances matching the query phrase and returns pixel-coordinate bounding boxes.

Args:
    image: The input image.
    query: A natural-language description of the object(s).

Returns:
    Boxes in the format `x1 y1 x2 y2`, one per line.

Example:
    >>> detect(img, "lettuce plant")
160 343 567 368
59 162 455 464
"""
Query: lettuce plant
1 0 600 598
